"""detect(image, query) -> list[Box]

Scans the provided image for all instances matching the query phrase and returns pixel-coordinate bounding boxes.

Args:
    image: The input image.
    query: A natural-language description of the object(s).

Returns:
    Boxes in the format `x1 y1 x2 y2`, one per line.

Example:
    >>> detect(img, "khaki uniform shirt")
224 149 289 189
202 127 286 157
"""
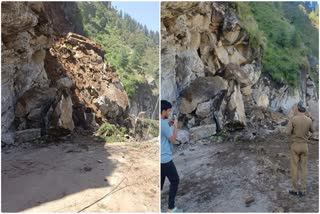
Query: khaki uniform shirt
287 114 315 143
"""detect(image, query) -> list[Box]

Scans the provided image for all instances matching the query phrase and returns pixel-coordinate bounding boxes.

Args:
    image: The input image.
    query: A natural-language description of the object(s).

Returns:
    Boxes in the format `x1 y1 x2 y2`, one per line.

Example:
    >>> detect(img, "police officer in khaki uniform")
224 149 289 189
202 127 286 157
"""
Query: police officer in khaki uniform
287 101 315 196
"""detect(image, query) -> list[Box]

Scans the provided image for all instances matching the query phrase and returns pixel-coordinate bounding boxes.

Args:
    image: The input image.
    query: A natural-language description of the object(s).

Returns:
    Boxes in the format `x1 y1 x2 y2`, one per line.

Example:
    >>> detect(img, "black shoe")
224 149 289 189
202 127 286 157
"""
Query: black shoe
289 190 298 196
298 191 306 197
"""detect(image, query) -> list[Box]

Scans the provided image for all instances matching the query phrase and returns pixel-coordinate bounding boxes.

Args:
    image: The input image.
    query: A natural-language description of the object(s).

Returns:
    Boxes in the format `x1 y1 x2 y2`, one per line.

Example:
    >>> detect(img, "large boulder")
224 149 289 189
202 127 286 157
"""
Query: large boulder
222 63 260 87
52 92 74 132
176 129 190 144
215 44 248 65
196 100 214 118
176 50 204 92
226 81 246 126
15 128 41 143
179 76 228 114
190 124 216 142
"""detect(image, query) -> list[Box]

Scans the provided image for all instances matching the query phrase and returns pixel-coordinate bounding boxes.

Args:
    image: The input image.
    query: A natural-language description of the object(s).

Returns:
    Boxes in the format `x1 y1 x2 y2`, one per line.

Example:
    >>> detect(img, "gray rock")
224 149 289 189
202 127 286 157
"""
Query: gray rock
161 48 177 104
15 128 41 143
1 2 38 37
245 196 255 205
196 100 213 118
85 112 98 130
189 124 216 142
187 117 196 128
176 50 204 92
222 63 260 88
179 76 228 114
226 81 246 126
1 132 15 145
53 92 74 132
57 77 73 89
176 129 189 144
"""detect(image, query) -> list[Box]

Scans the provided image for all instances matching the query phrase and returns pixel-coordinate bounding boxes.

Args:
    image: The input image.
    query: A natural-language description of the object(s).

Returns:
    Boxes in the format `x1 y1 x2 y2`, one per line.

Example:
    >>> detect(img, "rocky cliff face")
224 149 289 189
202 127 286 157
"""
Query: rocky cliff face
161 2 318 143
161 2 261 137
2 2 53 144
129 80 159 120
1 2 129 145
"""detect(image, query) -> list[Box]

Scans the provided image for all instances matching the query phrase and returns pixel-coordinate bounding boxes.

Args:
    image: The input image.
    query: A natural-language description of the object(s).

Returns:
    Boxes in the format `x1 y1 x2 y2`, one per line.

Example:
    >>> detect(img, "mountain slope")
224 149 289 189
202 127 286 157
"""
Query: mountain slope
70 2 159 118
236 2 318 89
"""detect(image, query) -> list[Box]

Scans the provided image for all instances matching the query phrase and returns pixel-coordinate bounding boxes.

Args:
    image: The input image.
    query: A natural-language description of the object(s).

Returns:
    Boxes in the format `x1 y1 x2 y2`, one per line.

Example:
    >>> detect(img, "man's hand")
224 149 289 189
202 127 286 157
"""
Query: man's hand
168 115 178 143
168 115 178 127
173 115 178 128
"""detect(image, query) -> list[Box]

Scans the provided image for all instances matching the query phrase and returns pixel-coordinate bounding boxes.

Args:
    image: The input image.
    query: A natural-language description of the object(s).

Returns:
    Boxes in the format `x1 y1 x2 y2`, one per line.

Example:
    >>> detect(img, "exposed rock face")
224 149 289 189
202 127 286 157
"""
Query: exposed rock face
14 87 57 132
161 2 262 132
43 2 84 36
161 2 318 141
1 2 129 145
15 128 41 144
252 73 319 136
190 124 216 143
48 33 129 126
1 2 54 144
129 80 159 120
252 74 318 115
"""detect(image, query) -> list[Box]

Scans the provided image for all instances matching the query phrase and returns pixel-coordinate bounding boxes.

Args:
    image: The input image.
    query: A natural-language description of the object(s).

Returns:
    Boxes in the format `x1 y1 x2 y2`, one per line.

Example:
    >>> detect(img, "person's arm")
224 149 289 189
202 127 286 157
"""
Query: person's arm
168 118 178 144
310 120 315 133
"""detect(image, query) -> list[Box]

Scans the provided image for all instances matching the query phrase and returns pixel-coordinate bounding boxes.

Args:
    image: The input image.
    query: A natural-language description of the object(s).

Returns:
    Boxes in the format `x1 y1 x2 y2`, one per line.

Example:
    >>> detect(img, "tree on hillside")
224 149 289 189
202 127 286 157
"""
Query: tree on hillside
73 2 159 97
309 6 319 28
119 49 129 68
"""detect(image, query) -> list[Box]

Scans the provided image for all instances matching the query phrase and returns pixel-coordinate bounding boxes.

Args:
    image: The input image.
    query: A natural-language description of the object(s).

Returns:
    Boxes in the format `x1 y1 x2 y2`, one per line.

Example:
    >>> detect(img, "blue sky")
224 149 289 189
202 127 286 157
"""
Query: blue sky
112 1 159 32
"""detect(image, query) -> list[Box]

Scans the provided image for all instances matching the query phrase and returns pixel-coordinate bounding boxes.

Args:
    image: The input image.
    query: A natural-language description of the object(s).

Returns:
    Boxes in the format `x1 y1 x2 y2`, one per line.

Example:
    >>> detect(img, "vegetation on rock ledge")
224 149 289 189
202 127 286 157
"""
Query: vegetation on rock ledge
235 2 318 89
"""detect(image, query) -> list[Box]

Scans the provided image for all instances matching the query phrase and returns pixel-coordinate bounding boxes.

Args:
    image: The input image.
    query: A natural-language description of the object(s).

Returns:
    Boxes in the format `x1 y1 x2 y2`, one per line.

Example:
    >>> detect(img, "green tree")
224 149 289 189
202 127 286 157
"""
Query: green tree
119 49 129 68
73 2 159 98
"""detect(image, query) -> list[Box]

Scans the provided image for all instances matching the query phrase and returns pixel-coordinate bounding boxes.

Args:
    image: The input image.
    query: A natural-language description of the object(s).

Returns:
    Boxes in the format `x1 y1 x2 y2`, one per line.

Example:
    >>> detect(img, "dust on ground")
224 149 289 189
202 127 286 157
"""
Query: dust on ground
2 134 159 212
161 132 318 212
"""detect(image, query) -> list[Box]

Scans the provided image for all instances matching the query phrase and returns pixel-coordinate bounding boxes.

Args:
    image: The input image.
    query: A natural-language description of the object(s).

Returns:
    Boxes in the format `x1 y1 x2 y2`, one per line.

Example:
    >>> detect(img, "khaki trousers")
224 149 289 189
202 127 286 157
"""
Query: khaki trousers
290 142 308 192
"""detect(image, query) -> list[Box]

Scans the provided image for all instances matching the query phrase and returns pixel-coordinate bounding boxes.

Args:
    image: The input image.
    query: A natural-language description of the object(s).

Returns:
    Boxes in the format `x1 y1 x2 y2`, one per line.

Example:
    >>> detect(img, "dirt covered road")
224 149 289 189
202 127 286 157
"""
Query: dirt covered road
161 132 318 212
2 134 159 212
